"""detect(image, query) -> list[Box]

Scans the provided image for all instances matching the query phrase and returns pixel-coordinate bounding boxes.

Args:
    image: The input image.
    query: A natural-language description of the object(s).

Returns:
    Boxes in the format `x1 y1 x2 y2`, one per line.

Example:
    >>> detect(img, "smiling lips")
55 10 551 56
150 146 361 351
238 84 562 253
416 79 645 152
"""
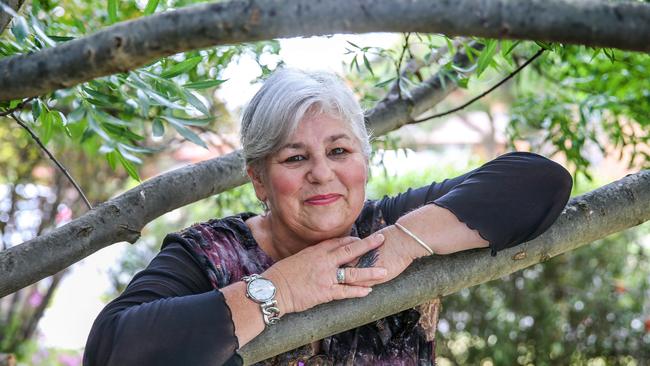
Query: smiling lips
304 194 342 206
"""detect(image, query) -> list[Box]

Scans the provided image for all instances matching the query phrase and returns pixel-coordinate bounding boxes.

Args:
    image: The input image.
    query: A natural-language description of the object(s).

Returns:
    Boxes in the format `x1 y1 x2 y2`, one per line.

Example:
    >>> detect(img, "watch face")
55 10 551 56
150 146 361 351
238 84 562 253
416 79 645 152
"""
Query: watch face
248 278 276 302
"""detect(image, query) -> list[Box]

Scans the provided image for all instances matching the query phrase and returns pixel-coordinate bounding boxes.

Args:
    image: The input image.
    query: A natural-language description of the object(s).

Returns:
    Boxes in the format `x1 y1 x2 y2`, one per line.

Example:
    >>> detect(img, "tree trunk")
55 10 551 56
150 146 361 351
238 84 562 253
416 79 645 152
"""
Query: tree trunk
1 0 650 101
239 170 650 364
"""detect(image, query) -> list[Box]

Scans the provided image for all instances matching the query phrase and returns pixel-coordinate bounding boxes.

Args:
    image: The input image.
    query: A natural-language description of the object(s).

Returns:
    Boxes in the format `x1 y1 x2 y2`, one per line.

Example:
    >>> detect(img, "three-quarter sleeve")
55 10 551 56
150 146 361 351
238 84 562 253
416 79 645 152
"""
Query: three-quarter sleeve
83 240 242 366
378 151 572 255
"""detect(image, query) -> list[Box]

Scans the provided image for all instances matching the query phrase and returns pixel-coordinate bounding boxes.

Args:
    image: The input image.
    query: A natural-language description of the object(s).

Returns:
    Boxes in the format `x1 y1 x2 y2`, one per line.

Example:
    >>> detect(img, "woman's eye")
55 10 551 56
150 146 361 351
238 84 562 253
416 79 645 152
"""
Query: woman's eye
330 147 347 155
285 155 305 163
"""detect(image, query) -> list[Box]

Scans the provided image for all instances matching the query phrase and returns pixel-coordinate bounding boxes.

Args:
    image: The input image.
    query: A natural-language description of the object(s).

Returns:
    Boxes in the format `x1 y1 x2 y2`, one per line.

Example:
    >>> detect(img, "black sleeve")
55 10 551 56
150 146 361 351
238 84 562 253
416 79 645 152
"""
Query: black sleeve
83 240 242 366
378 151 572 255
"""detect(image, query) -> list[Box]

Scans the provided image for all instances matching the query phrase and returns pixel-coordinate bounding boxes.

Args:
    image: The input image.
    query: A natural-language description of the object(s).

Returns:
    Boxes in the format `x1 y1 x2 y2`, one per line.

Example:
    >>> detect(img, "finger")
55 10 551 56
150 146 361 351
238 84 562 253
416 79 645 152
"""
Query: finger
320 236 360 251
331 285 373 300
334 233 384 265
341 267 387 285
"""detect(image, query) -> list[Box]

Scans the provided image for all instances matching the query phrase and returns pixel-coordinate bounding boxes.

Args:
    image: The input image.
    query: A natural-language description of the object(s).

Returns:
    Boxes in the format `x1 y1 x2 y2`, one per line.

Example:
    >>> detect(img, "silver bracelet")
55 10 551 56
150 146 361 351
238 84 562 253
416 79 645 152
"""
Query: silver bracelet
394 222 435 255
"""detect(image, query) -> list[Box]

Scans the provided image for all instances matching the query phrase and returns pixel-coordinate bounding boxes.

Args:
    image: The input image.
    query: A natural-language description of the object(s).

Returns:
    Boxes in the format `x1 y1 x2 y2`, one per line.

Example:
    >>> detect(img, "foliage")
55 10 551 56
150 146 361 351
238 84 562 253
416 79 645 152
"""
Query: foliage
0 0 280 181
510 45 650 181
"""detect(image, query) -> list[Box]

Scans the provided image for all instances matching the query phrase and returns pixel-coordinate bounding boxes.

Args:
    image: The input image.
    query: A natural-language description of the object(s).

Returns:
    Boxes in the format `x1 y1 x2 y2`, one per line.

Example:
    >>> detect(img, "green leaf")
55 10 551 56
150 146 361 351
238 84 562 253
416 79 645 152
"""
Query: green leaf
363 54 374 76
108 0 118 23
40 111 53 145
152 118 165 137
502 40 521 57
47 35 75 42
144 0 159 15
11 17 30 43
181 89 210 116
117 151 141 181
457 77 469 89
476 39 498 77
347 41 361 49
160 115 212 127
32 100 42 121
106 150 118 170
444 36 455 54
160 56 203 78
167 119 208 149
117 144 143 164
183 79 227 90
374 77 396 88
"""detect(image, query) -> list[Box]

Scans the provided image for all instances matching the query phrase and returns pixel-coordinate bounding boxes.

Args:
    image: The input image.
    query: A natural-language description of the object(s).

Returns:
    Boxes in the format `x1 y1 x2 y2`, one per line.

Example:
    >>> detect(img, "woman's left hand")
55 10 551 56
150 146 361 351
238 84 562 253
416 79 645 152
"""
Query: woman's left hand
352 225 429 285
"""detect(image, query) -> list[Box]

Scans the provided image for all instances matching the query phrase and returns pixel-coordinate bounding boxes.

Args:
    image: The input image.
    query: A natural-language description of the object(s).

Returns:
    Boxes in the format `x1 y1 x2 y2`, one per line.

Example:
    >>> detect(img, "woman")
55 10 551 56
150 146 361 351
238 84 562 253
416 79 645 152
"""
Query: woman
84 69 572 365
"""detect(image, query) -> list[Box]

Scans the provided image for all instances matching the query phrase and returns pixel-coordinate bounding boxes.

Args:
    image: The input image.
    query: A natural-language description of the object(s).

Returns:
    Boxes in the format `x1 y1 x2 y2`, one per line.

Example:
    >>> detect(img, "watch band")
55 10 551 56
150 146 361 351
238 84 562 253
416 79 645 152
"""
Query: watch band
242 274 281 326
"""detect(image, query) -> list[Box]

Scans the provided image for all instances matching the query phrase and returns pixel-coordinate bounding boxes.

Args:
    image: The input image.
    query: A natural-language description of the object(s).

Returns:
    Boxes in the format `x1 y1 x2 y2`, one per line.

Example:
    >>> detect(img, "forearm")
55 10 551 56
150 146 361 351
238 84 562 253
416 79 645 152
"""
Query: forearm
380 203 489 260
221 266 293 348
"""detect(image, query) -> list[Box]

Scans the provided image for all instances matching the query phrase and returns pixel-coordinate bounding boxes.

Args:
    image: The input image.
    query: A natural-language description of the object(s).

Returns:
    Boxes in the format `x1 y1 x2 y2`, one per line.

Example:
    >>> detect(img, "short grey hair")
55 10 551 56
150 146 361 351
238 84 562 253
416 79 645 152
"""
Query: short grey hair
240 68 371 174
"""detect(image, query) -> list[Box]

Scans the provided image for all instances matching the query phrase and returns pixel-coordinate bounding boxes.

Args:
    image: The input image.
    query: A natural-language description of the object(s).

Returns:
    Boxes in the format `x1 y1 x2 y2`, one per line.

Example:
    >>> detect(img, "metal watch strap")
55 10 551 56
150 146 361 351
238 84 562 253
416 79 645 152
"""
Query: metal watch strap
242 274 281 327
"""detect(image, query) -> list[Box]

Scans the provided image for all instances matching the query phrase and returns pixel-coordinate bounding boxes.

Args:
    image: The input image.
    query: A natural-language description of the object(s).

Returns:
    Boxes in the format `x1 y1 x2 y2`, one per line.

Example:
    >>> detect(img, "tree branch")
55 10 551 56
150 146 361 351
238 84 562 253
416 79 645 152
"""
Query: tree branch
410 48 545 124
9 113 93 210
239 170 650 364
2 0 650 101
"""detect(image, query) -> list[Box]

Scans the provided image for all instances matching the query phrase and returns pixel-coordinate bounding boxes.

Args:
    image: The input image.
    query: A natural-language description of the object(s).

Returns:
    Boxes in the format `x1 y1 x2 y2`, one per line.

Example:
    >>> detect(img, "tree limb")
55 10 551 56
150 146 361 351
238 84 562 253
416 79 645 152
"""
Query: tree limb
239 170 650 364
2 0 650 101
0 45 472 298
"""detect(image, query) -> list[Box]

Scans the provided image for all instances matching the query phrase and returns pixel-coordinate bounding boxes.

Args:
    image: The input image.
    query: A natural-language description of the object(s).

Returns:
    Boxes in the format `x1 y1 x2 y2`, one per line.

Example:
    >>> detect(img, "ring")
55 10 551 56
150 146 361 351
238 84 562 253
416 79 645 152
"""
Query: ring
336 268 346 284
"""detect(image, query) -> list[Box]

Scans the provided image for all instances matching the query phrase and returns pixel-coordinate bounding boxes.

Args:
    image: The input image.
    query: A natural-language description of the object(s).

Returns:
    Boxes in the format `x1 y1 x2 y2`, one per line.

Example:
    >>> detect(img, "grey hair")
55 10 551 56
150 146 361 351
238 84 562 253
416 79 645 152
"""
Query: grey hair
240 68 371 174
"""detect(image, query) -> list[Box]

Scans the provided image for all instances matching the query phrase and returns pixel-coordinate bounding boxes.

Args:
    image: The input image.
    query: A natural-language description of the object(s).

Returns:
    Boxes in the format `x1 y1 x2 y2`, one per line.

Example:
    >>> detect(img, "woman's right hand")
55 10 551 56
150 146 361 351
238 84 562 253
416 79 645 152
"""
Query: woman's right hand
262 234 387 315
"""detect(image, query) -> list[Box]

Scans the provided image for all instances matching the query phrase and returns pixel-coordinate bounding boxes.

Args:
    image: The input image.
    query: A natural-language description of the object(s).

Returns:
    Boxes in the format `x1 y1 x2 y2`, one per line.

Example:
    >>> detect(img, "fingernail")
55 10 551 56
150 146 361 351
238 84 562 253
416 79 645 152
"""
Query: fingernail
379 268 388 276
376 233 384 241
368 287 373 293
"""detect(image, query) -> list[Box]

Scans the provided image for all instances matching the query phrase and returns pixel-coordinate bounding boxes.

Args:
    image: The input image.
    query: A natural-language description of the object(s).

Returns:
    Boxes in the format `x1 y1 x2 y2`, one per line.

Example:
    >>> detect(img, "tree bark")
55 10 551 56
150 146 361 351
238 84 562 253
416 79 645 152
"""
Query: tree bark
0 0 25 35
239 170 650 364
0 47 476 298
1 0 650 101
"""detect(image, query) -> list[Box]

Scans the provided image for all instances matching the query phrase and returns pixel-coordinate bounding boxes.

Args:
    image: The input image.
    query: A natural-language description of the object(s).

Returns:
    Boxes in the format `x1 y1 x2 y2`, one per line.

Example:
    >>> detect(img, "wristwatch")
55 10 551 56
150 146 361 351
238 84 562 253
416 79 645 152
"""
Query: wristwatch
242 274 281 326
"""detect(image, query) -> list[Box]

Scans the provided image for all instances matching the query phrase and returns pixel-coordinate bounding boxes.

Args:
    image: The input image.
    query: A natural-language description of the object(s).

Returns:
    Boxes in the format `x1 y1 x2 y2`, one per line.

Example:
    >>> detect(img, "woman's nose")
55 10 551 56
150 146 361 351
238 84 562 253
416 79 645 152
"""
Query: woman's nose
307 155 335 183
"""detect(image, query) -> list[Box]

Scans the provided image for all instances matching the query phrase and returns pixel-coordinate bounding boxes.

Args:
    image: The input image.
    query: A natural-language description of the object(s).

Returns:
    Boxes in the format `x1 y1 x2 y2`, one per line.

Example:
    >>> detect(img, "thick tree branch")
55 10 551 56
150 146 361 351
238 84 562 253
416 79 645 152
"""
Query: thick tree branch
0 44 473 297
2 0 650 101
240 170 650 364
0 0 25 34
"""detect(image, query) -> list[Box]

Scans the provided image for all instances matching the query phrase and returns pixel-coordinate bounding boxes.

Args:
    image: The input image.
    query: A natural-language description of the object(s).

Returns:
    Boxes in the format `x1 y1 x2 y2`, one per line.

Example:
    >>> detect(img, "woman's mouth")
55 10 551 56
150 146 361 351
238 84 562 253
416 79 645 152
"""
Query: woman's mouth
305 194 342 206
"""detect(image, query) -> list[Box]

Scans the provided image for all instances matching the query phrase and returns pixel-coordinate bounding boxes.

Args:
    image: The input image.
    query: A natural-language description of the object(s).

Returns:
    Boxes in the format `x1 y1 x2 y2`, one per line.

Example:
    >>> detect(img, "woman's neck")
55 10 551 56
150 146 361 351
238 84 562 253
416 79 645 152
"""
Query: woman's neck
246 213 315 261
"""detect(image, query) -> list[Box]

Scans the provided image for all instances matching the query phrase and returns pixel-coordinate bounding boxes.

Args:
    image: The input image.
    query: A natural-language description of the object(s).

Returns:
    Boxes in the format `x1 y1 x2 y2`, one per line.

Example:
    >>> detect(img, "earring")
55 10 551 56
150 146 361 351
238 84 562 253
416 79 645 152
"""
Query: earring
259 199 269 215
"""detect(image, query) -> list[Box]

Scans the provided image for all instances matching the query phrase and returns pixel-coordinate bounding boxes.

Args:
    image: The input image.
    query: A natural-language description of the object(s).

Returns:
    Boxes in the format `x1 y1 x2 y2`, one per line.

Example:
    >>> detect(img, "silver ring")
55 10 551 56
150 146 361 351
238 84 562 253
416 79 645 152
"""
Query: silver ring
336 268 346 284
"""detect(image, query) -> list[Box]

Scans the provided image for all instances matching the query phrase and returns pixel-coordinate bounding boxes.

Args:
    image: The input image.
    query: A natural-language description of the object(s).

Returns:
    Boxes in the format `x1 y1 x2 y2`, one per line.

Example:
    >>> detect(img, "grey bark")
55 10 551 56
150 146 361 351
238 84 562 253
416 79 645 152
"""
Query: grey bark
240 170 650 364
0 0 25 34
2 0 650 101
0 48 473 297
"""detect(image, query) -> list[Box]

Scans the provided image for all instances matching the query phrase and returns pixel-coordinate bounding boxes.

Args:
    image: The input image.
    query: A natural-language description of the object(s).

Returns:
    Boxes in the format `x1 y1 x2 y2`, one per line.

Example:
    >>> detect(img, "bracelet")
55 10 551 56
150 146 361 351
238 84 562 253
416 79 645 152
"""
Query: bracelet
394 222 435 255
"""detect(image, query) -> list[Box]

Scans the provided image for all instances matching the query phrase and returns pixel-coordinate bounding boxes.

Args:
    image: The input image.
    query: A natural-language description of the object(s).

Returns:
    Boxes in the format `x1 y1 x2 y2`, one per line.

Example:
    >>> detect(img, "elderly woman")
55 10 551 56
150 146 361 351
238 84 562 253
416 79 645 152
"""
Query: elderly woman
84 69 572 365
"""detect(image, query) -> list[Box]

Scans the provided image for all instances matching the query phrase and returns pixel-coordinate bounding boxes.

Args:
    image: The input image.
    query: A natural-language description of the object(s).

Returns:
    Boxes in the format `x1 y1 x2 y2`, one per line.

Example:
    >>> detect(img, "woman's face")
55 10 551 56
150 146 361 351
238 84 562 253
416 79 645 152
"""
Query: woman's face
252 113 368 242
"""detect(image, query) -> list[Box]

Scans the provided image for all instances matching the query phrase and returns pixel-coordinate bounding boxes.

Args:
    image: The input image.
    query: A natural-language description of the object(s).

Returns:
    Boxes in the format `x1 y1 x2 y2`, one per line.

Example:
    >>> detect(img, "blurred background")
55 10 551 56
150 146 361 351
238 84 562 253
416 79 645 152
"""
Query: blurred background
1 0 649 365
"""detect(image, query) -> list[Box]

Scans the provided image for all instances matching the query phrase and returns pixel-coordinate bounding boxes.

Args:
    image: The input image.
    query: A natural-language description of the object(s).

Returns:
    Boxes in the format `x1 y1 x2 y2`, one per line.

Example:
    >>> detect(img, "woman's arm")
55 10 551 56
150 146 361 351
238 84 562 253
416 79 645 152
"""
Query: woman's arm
84 236 387 365
366 152 573 280
83 242 242 366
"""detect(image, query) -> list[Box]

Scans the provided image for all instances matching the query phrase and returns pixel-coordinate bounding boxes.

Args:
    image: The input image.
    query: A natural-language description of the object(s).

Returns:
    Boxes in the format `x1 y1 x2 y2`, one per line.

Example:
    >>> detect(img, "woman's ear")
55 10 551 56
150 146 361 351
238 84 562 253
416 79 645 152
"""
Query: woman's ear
247 165 267 202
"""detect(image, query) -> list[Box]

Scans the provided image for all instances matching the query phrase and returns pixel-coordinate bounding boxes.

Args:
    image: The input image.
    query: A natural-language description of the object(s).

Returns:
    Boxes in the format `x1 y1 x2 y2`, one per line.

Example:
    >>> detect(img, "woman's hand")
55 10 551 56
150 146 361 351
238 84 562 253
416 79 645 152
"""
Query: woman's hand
354 224 431 285
263 234 388 315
